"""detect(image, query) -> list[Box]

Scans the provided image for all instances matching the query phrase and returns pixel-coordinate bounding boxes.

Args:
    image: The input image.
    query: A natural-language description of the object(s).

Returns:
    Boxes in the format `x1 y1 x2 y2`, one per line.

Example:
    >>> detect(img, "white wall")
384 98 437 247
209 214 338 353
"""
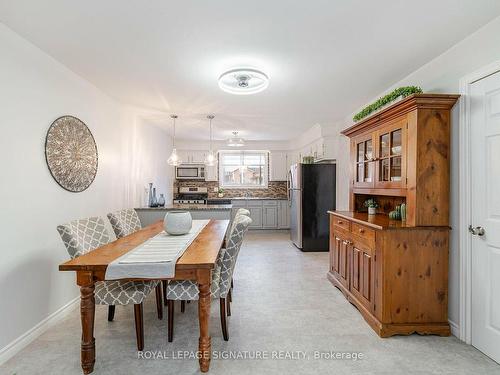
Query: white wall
317 15 500 333
0 23 172 355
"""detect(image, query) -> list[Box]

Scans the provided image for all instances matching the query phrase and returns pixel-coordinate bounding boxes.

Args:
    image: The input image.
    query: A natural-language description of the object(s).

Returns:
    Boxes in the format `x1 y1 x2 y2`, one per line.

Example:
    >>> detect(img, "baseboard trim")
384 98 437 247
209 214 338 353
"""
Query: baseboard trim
0 295 79 366
449 319 460 338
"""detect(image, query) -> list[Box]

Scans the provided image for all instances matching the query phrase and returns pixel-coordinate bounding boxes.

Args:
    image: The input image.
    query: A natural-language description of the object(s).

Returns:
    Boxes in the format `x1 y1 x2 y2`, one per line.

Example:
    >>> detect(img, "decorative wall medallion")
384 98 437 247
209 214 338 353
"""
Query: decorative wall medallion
45 116 98 192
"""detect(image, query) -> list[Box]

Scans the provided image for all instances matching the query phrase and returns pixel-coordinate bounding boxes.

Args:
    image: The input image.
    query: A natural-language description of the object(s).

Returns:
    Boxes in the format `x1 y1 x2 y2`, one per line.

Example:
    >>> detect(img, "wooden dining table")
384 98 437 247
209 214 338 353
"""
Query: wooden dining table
59 219 229 374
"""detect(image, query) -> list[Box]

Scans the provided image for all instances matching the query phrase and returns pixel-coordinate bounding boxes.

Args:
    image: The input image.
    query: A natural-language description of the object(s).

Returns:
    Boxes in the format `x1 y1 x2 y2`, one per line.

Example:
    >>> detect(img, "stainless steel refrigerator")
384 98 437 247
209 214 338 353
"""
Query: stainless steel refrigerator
288 163 336 252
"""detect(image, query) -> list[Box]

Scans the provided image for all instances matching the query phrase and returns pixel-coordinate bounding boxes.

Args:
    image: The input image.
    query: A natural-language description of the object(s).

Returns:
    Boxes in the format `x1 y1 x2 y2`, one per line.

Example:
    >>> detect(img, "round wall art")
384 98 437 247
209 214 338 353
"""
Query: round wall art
45 115 98 192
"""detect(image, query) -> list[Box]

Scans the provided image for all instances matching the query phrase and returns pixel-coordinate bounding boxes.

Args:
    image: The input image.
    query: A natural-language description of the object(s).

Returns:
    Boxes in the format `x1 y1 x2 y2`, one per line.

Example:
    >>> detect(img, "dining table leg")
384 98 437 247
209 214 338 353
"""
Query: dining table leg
197 269 212 372
77 271 96 374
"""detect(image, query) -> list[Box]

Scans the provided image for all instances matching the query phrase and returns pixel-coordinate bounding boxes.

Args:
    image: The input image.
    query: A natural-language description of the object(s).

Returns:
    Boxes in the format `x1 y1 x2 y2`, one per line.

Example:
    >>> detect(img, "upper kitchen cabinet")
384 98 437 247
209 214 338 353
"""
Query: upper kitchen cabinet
269 151 288 181
342 94 459 226
205 164 218 181
177 150 206 164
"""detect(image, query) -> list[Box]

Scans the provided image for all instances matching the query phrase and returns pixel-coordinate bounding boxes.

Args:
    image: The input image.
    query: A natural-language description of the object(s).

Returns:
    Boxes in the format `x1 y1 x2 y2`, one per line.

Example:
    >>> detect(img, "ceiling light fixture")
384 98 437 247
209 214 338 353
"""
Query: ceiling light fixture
204 115 217 166
218 68 269 95
167 114 181 166
227 131 245 147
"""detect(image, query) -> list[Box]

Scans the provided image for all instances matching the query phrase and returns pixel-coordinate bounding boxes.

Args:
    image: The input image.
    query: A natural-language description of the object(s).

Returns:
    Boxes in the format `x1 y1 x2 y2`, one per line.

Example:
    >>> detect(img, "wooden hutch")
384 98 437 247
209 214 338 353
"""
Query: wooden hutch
328 94 459 337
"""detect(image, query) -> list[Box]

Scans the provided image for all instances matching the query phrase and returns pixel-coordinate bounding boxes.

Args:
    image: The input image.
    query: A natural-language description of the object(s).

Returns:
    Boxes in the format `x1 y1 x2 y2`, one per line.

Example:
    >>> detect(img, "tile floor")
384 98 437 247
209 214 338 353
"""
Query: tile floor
1 231 499 374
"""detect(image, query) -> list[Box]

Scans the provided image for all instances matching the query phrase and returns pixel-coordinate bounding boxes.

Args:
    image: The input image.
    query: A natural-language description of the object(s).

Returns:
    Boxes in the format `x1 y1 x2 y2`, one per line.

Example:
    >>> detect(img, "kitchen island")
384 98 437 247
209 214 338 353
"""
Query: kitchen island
135 204 232 226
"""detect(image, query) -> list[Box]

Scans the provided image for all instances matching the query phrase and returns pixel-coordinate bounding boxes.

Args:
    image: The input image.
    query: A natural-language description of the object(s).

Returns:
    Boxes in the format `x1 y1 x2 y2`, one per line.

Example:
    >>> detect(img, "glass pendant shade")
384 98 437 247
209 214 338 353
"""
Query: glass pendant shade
168 114 181 166
204 150 217 166
167 148 181 166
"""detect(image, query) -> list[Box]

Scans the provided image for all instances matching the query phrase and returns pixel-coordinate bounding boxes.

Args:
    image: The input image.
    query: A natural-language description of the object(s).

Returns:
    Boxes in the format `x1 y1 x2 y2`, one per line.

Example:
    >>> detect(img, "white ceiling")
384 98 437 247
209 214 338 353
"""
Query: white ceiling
1 0 500 141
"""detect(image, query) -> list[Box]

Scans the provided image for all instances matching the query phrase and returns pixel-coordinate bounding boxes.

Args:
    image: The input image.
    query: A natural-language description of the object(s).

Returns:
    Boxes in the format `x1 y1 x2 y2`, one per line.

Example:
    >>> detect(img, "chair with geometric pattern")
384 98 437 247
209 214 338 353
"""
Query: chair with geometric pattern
57 216 162 351
166 214 252 341
107 208 142 238
107 208 166 314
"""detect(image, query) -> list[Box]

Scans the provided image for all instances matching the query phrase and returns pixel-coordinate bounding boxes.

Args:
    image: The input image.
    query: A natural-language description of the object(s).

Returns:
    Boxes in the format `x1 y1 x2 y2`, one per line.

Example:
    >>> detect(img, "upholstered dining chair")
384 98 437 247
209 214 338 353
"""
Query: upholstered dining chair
107 208 142 238
178 207 251 314
57 216 161 351
166 214 252 342
227 208 250 294
108 208 167 310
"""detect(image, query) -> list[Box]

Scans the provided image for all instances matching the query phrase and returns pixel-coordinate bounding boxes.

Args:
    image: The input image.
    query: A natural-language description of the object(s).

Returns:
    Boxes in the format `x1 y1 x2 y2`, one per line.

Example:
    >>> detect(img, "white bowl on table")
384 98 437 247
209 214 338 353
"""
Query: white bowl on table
164 211 192 235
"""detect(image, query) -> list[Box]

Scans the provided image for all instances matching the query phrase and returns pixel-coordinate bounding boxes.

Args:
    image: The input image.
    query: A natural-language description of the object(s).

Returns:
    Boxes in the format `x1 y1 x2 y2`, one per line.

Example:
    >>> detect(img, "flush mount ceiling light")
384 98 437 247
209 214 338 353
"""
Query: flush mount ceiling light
227 131 245 147
218 68 269 95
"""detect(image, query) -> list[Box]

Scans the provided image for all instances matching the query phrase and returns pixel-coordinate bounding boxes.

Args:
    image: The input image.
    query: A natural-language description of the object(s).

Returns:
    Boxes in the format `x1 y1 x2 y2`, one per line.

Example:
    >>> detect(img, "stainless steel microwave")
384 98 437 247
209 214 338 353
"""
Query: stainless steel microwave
175 165 205 180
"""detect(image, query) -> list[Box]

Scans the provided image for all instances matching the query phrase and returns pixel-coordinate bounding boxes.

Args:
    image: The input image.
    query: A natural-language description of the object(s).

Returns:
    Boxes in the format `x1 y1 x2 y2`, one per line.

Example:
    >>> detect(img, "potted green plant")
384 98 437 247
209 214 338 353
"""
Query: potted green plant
217 187 224 198
364 198 378 215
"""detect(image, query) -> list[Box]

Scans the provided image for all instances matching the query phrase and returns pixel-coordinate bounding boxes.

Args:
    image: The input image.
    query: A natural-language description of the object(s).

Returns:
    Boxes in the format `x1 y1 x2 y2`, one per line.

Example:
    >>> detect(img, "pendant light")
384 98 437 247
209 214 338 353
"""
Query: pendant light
167 114 181 166
204 115 217 166
227 131 245 147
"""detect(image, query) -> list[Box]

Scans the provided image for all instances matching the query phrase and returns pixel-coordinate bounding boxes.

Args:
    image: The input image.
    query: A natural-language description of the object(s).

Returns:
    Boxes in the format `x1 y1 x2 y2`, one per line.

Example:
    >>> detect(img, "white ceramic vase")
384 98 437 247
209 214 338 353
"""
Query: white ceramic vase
164 211 192 235
368 207 377 215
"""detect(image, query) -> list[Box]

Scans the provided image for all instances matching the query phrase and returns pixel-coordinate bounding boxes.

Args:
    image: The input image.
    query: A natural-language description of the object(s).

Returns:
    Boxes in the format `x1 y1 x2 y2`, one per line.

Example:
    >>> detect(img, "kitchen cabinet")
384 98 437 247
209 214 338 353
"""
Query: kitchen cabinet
177 150 206 164
248 206 263 228
269 151 288 181
262 201 278 228
231 200 247 220
228 199 289 230
205 164 218 181
278 200 290 229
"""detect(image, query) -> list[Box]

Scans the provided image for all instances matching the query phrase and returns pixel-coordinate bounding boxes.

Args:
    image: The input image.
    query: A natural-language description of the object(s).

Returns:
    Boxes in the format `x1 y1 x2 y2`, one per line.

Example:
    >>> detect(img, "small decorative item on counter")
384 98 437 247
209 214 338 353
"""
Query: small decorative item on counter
302 156 314 164
400 203 407 221
164 211 192 235
151 187 158 207
364 198 378 215
217 187 224 198
389 205 402 220
158 194 165 207
148 182 154 207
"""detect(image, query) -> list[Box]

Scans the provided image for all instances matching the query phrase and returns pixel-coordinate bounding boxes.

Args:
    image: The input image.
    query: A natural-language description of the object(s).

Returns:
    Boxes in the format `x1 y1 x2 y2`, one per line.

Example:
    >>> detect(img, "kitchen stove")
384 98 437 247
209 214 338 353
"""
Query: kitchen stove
173 187 208 204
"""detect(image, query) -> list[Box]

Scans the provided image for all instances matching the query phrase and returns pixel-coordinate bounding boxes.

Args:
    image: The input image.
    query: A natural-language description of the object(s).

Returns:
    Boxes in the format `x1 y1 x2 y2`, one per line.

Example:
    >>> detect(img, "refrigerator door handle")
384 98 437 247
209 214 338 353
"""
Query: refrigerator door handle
286 170 291 201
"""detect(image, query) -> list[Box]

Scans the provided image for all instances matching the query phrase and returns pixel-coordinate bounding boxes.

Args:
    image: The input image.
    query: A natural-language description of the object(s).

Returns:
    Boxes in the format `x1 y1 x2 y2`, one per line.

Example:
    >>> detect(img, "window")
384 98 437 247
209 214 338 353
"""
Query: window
219 150 268 188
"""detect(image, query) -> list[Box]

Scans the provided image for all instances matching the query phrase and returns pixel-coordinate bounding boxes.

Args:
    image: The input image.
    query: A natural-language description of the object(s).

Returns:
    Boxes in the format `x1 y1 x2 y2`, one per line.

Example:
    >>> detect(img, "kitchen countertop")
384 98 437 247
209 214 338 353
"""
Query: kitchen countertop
209 197 288 200
136 204 232 211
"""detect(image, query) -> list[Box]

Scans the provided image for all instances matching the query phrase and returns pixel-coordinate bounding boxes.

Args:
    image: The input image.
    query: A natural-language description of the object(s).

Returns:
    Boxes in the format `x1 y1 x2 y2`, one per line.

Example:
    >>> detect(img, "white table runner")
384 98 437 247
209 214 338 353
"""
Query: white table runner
105 220 210 280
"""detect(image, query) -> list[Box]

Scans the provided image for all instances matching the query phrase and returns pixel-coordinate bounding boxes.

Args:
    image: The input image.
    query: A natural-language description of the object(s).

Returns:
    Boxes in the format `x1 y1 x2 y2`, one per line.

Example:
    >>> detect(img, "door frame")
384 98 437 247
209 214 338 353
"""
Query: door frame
458 60 500 344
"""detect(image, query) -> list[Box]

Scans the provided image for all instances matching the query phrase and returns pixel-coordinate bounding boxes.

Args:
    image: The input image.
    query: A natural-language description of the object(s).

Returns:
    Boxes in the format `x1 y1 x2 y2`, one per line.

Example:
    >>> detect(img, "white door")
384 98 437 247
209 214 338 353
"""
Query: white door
470 70 500 363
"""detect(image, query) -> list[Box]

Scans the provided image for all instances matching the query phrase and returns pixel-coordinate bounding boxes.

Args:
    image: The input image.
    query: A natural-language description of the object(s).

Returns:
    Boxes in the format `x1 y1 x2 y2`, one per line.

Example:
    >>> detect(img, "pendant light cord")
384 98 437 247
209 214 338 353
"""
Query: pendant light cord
170 114 178 148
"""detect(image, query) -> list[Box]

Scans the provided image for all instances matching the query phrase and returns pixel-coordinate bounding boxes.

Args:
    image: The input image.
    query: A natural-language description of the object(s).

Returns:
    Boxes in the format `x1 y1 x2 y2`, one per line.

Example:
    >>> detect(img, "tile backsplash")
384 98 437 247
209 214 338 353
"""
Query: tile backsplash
174 180 287 199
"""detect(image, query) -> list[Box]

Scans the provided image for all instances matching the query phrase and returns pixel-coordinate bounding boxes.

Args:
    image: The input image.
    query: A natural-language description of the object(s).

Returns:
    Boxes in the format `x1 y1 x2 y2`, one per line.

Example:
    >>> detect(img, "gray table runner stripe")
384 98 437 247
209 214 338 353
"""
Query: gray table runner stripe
105 220 210 280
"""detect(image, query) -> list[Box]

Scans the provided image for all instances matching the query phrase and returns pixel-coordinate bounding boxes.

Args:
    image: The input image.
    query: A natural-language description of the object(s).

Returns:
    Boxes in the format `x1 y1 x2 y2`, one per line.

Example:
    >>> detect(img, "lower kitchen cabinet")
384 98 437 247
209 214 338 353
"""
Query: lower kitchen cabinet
229 199 289 230
278 200 290 229
262 205 278 228
247 206 263 228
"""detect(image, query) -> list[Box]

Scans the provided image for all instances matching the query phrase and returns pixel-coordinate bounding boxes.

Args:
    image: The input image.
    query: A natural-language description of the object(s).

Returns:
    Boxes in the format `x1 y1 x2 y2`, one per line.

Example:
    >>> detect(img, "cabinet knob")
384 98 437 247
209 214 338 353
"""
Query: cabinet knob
337 221 343 224
358 228 365 234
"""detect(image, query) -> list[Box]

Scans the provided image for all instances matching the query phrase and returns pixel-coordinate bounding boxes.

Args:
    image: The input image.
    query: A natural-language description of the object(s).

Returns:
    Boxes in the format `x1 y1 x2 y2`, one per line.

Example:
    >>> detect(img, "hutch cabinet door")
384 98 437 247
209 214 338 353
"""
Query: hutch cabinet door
351 133 375 189
331 230 350 289
374 115 407 189
349 241 375 312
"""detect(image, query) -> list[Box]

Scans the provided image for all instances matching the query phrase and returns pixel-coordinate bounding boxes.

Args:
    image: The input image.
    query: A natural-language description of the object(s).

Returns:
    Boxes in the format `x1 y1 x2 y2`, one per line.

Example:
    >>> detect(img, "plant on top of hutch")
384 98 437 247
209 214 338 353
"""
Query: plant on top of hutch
363 198 378 215
328 93 459 338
